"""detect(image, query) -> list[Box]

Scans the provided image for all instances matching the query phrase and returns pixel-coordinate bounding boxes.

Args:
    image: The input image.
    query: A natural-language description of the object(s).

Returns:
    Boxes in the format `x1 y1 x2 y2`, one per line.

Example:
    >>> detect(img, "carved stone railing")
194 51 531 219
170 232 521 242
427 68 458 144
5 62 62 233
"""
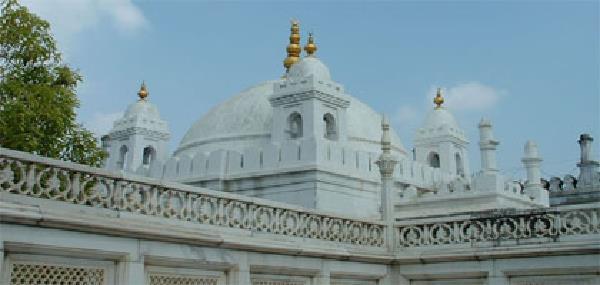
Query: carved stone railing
0 148 385 247
396 207 600 248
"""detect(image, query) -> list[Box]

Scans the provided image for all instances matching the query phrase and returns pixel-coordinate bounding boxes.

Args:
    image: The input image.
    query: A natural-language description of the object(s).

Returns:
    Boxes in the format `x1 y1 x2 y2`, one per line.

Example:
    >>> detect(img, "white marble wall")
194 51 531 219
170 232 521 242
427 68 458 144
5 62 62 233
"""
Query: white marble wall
1 224 598 285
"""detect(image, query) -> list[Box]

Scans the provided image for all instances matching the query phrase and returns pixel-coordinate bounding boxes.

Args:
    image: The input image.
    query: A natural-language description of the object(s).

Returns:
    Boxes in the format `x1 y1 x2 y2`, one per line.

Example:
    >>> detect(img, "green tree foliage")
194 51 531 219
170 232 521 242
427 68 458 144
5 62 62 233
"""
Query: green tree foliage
0 0 106 166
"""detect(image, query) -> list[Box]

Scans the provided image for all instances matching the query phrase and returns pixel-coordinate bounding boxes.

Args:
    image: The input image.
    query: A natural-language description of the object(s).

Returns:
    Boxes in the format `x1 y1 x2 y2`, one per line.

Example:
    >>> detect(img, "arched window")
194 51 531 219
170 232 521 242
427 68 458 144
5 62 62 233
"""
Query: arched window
428 152 440 168
287 112 303 139
323 113 337 140
455 152 464 177
118 145 128 170
143 146 156 166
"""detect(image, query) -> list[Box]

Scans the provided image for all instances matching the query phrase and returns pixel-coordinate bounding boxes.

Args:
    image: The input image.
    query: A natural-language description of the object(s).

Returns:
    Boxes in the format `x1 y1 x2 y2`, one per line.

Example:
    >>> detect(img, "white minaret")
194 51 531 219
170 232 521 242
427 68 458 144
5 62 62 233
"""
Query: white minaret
471 117 505 194
521 140 549 206
478 118 499 173
577 134 600 189
104 82 170 175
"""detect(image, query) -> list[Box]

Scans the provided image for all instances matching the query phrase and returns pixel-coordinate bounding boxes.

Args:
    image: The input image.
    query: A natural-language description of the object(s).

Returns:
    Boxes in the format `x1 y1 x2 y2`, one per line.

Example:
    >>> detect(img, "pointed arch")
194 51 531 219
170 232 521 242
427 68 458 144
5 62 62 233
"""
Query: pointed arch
323 113 337 140
287 112 303 139
118 145 128 170
455 152 464 177
428 151 440 168
143 146 156 166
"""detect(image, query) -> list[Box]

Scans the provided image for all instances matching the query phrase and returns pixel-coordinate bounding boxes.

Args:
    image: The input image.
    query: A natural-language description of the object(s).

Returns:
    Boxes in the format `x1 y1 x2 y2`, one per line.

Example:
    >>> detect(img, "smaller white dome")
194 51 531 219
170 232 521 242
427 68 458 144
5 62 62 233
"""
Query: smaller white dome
422 108 459 130
124 100 160 118
416 107 467 141
288 57 331 80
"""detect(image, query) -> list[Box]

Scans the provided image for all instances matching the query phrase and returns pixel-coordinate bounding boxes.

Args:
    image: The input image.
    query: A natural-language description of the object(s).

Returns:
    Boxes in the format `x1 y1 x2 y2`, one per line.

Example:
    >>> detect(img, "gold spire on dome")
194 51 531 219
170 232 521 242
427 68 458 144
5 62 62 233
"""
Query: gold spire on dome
433 88 444 109
304 32 317 56
138 81 148 100
283 19 301 73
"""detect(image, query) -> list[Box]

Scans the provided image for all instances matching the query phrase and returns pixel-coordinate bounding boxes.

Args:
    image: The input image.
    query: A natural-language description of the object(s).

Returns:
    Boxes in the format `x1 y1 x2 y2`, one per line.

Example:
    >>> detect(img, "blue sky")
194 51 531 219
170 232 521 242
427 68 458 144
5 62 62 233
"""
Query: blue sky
23 0 599 179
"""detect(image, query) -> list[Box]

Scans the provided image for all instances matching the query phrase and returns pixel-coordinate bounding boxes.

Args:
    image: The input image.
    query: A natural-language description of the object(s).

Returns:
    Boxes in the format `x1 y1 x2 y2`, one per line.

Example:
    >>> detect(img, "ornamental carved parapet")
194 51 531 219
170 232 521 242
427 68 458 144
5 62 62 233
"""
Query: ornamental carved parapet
0 147 385 248
396 207 600 248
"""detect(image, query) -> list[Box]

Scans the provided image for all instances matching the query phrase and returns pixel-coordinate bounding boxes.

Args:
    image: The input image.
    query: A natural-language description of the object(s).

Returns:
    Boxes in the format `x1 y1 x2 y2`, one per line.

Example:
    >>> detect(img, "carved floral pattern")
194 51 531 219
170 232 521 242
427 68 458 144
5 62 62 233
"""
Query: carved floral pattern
397 209 599 247
0 154 385 247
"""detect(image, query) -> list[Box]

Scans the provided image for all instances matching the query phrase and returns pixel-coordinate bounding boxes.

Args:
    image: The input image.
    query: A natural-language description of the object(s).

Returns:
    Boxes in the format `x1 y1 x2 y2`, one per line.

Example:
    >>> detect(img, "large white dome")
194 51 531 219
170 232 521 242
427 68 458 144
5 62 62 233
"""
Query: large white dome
175 80 406 157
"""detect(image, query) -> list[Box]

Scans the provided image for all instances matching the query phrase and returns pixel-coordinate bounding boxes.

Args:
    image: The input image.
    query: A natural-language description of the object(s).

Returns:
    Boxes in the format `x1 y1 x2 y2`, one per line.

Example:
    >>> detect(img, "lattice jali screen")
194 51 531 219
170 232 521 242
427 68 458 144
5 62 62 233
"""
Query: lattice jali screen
251 279 306 285
148 274 219 285
10 263 105 285
331 280 377 285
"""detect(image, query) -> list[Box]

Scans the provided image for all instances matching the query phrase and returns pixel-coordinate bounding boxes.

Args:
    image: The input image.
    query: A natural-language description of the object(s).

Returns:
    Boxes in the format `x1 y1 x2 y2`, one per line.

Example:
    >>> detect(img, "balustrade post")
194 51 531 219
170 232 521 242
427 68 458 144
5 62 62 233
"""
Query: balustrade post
228 254 251 285
488 275 509 285
0 245 6 285
380 265 409 285
314 264 330 285
117 254 145 285
375 115 398 251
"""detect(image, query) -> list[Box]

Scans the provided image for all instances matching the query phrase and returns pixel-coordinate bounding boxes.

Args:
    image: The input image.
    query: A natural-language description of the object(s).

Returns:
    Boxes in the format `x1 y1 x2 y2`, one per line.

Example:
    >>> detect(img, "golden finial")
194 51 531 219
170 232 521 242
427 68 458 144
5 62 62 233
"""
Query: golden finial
138 81 148 100
283 19 301 73
433 88 444 109
304 32 317 56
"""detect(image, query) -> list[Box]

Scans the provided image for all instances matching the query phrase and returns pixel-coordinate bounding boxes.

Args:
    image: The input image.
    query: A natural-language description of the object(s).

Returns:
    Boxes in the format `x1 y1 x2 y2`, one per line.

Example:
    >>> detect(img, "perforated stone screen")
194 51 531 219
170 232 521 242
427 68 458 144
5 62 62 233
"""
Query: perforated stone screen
10 263 105 285
148 274 218 285
251 280 306 285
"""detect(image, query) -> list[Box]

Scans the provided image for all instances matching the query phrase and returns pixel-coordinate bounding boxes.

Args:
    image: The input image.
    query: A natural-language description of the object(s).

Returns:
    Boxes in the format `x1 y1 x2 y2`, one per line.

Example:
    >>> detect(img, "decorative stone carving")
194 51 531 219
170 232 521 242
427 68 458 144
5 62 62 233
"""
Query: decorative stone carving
511 276 599 285
563 175 577 191
549 177 563 192
397 208 600 247
251 279 306 285
0 151 385 248
149 274 218 285
331 280 377 285
10 263 104 285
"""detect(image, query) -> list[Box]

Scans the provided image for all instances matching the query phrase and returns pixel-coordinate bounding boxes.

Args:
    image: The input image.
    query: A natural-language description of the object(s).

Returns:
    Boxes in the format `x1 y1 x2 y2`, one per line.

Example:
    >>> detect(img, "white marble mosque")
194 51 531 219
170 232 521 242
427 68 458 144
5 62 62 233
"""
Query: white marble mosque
1 21 599 285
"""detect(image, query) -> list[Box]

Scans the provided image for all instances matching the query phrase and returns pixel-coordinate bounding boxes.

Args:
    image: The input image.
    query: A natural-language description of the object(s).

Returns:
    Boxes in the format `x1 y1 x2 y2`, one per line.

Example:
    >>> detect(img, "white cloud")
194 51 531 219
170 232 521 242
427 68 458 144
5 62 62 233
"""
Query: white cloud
85 112 123 138
392 81 504 136
102 0 148 33
427 82 503 111
21 0 148 52
393 105 419 125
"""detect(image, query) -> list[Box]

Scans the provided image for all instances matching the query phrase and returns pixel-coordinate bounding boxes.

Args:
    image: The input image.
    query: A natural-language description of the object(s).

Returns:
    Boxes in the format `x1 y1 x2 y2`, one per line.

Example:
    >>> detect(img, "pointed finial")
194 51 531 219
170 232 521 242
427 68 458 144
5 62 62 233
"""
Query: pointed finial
138 81 148 100
304 32 317 56
283 19 302 73
433 87 444 109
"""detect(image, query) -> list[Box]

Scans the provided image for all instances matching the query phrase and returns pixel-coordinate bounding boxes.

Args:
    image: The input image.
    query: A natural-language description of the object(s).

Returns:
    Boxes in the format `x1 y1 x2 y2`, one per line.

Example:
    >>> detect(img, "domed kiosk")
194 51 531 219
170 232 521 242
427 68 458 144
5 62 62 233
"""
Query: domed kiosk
414 88 470 178
104 82 170 174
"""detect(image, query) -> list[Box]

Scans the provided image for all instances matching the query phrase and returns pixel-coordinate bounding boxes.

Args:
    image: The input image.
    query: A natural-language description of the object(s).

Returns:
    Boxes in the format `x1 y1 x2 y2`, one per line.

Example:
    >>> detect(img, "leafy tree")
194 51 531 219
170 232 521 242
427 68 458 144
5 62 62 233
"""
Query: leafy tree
0 0 106 166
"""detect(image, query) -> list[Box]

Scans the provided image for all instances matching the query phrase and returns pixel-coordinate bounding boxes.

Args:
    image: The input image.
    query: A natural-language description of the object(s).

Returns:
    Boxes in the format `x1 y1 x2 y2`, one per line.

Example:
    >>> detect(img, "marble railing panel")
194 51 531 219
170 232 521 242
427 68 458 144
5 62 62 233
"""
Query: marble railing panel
0 148 385 248
396 207 600 247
